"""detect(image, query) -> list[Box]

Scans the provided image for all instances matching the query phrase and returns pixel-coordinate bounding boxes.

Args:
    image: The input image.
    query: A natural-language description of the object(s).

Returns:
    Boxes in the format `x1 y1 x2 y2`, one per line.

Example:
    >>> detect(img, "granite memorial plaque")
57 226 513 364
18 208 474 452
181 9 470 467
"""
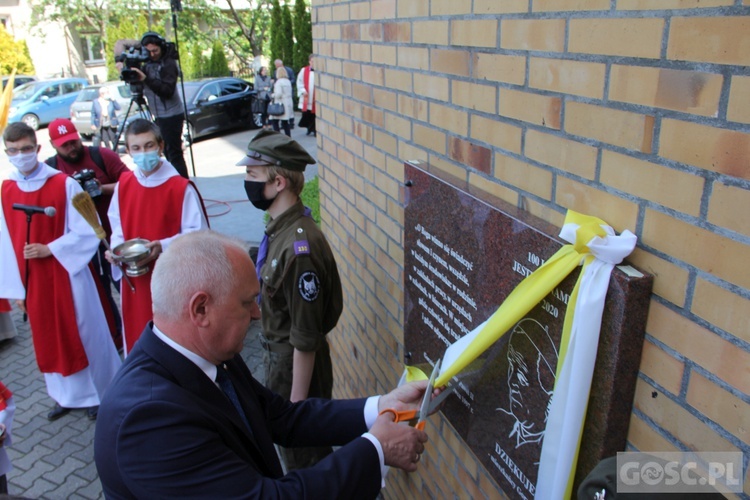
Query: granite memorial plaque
403 162 653 498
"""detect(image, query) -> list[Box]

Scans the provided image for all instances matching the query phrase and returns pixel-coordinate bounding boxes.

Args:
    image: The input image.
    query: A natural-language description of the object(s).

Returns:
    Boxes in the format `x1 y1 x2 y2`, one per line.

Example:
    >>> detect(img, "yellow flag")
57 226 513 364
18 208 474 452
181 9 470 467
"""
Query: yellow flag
0 69 17 132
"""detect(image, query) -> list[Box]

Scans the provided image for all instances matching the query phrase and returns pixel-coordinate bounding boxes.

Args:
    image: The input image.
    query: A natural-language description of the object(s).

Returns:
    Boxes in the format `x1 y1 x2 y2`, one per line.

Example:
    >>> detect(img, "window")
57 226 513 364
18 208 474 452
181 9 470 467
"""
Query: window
198 83 220 101
116 85 132 99
62 81 83 94
81 33 104 64
41 85 60 99
220 80 248 97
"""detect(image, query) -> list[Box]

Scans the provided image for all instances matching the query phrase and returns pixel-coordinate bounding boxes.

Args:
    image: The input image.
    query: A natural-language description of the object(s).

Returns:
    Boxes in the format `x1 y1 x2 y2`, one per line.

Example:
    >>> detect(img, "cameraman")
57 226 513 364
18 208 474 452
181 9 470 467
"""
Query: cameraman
45 118 130 348
123 32 188 179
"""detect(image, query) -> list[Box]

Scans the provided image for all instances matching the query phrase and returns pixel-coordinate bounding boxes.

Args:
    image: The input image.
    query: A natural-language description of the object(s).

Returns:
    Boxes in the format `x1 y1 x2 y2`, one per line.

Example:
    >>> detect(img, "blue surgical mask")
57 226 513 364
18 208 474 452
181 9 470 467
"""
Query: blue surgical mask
132 150 161 173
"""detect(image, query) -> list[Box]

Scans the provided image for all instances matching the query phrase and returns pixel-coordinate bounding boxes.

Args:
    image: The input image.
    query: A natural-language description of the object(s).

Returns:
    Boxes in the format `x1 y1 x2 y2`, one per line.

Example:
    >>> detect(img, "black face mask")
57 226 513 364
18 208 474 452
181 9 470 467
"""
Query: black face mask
244 180 276 211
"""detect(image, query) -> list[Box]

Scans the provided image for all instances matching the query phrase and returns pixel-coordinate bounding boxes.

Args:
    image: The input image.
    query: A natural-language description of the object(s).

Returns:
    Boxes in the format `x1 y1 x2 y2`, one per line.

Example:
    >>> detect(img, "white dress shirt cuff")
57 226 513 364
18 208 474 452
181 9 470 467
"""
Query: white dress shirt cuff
361 432 386 487
363 396 386 486
364 395 380 429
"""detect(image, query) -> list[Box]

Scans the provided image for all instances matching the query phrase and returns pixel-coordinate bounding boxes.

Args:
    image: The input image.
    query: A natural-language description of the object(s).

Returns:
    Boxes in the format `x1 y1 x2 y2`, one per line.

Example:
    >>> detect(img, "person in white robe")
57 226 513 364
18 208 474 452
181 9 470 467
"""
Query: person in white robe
107 119 208 356
0 122 121 421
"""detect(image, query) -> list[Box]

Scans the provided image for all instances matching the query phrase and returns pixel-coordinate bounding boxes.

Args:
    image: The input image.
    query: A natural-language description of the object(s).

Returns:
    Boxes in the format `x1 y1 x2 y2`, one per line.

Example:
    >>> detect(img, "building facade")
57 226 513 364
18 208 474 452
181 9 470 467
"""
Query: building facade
0 0 103 81
312 0 750 497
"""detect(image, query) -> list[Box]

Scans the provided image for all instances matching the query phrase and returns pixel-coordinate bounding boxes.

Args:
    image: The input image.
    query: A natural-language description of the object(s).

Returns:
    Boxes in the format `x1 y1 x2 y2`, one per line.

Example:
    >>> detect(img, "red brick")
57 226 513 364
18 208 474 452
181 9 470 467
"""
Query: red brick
449 138 492 174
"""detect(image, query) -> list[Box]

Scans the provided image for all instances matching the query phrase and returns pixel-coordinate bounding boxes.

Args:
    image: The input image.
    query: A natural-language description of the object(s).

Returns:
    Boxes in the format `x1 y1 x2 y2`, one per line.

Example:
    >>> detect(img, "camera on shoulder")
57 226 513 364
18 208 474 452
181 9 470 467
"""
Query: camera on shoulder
116 46 150 84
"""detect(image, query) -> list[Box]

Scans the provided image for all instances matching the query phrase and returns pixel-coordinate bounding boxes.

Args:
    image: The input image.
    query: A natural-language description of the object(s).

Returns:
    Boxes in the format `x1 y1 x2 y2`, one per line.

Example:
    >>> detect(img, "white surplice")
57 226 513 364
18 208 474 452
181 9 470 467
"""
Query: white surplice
107 159 208 352
0 163 121 408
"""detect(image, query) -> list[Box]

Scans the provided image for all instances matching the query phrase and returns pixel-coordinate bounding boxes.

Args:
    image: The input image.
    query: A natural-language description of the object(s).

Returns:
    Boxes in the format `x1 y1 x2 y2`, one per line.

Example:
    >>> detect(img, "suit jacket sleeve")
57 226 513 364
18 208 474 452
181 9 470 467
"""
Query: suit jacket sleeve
97 343 382 499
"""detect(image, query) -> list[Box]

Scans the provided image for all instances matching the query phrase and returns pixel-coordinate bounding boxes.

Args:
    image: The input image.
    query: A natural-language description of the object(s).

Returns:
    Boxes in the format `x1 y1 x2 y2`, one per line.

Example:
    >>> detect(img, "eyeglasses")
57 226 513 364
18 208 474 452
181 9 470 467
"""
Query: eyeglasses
5 145 37 155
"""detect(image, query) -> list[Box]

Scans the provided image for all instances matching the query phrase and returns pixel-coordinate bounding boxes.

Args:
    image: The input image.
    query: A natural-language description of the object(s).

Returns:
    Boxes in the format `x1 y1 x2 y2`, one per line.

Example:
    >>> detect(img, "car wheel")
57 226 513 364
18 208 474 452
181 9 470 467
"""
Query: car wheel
252 112 263 129
21 114 40 130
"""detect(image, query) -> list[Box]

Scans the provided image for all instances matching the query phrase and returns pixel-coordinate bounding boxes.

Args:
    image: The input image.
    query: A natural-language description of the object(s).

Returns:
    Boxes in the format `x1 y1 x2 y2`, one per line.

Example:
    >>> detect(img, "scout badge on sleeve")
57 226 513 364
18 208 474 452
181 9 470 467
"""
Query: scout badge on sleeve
298 271 320 302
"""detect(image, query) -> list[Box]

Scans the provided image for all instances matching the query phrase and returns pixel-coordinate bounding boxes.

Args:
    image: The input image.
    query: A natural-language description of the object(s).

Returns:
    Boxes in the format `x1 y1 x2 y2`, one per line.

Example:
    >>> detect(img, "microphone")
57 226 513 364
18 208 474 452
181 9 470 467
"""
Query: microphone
12 204 56 217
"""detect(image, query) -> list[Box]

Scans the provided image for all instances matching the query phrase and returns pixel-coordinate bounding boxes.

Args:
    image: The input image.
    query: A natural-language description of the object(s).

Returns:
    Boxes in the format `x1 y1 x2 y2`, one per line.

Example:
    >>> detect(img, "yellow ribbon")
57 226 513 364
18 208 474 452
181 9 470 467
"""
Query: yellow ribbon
415 210 608 389
403 365 429 382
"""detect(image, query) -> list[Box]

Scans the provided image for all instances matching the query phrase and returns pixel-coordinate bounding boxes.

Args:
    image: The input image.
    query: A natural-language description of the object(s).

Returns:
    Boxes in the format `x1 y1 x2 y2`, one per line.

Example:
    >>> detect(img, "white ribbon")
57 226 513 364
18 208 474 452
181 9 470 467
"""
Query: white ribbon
535 223 636 499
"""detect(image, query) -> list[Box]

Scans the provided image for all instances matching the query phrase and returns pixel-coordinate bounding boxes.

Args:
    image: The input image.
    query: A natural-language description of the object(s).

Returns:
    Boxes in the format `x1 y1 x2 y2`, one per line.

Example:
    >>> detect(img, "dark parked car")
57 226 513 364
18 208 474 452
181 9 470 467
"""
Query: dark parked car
1 75 37 91
181 77 259 140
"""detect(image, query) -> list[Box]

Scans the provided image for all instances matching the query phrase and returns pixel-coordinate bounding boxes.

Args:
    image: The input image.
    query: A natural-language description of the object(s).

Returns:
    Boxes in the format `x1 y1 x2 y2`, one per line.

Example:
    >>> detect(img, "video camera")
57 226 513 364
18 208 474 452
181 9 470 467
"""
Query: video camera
117 46 150 84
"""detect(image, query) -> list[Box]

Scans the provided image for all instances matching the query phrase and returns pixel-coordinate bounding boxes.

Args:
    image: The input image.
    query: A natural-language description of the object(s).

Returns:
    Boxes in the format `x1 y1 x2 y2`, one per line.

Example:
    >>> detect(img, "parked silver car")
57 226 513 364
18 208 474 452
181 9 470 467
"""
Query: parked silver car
69 81 132 140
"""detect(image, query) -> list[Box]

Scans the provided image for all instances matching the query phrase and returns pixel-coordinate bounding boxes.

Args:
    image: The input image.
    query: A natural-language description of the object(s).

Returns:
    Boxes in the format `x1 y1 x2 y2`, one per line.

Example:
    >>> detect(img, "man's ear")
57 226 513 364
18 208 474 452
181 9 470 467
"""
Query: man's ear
188 291 211 327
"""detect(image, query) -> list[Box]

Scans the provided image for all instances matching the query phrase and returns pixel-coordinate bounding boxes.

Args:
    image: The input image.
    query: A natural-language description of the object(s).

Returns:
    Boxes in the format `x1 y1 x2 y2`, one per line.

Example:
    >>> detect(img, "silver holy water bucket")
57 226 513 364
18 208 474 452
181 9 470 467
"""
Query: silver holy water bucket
112 238 151 277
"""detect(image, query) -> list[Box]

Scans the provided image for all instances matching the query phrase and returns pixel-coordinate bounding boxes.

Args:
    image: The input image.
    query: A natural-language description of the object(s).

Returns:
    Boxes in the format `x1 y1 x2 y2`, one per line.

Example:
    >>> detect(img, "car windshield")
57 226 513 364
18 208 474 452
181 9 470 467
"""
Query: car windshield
77 87 101 102
13 82 44 101
181 84 201 103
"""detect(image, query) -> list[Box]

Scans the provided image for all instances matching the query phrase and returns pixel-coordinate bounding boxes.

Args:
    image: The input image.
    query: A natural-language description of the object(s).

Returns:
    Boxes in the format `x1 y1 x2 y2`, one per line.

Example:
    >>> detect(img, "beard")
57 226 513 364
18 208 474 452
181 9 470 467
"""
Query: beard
59 144 84 163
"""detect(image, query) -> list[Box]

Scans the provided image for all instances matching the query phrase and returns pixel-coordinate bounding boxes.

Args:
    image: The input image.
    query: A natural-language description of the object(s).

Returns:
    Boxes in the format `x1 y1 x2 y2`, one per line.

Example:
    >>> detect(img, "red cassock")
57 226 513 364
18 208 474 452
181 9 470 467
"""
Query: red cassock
300 66 315 114
0 381 11 411
1 174 88 376
117 172 189 351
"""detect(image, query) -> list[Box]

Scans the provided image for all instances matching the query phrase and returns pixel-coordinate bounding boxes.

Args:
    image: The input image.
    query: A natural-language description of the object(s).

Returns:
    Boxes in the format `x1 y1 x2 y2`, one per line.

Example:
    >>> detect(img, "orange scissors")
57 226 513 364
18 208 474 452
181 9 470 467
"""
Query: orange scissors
379 359 442 430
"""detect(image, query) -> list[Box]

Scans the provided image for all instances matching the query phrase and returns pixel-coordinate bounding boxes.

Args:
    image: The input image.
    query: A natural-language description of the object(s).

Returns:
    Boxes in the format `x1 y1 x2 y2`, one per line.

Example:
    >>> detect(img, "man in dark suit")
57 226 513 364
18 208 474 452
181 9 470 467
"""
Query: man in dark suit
94 230 430 499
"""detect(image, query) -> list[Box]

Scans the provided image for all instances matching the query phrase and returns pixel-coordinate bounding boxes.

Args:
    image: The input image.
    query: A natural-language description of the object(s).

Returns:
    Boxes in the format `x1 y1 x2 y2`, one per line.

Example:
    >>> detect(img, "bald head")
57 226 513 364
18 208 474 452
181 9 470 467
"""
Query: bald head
151 231 261 363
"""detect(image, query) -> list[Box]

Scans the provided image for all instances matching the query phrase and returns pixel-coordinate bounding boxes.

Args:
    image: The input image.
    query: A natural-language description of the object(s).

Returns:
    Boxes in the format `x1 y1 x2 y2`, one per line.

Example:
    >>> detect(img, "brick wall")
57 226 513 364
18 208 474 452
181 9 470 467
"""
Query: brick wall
312 1 750 497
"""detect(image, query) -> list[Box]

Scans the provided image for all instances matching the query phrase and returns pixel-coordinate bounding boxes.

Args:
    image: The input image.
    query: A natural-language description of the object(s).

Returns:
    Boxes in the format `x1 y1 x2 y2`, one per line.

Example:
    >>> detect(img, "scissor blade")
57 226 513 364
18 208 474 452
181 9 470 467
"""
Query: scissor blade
418 359 441 425
425 380 455 413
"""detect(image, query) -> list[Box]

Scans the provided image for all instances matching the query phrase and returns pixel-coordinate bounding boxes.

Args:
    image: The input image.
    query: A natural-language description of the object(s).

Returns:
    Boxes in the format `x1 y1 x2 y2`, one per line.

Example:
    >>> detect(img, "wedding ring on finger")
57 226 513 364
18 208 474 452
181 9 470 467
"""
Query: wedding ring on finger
414 453 421 463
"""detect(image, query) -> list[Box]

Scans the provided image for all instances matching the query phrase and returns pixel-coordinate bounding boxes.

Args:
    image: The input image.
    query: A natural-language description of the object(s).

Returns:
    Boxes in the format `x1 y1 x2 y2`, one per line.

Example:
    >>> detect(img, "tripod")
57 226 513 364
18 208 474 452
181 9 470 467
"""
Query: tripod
114 84 153 149
170 0 197 178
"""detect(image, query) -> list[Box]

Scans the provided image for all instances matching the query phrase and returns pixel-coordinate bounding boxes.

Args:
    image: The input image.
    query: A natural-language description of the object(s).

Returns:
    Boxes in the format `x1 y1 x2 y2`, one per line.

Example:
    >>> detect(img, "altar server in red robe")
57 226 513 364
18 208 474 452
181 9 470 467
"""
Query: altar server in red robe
296 54 316 137
106 119 208 356
0 122 121 421
0 298 16 343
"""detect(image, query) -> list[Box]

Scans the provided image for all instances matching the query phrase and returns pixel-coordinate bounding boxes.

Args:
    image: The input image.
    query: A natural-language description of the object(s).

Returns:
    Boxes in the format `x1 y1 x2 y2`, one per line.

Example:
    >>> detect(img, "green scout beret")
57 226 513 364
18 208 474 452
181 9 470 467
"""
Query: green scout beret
236 130 316 172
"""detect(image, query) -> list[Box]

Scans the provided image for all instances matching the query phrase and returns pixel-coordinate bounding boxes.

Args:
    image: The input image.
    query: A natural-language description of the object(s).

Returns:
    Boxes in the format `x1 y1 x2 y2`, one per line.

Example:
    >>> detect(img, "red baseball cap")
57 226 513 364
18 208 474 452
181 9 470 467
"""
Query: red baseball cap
49 118 80 147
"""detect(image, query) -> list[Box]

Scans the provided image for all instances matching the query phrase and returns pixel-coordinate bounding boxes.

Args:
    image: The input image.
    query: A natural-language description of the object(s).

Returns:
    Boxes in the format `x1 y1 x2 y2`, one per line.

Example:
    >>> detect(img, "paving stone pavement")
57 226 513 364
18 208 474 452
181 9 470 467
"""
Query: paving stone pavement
0 119 318 499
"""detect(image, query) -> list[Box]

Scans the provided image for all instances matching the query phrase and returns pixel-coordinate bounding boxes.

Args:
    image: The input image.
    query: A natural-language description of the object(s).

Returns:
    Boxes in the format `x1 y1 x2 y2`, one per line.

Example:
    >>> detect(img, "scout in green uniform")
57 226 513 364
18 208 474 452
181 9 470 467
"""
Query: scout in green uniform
237 130 343 471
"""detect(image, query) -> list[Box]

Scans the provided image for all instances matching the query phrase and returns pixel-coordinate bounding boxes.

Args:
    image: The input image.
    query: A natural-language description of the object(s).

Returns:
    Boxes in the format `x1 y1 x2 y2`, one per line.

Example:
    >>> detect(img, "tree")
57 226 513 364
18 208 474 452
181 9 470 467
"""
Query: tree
280 1 294 68
0 25 35 75
292 0 312 71
214 0 272 60
208 39 230 77
30 0 148 76
269 0 283 66
181 43 200 80
105 11 150 80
